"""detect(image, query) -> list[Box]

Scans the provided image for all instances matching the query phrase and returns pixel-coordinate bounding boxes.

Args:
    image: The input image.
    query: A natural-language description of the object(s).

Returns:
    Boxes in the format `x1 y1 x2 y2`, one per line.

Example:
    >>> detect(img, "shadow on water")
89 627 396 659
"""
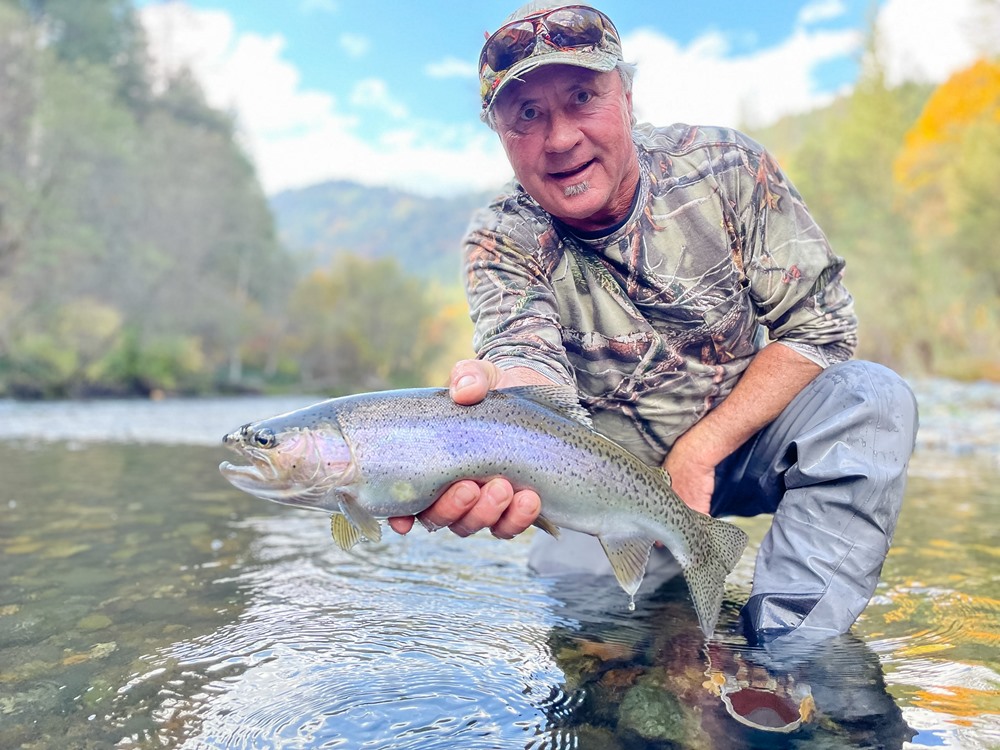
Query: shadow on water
0 382 998 748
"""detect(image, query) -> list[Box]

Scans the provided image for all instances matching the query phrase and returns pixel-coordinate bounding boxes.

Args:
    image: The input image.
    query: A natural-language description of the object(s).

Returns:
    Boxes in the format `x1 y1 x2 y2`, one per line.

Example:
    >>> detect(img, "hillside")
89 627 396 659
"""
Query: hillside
269 180 499 282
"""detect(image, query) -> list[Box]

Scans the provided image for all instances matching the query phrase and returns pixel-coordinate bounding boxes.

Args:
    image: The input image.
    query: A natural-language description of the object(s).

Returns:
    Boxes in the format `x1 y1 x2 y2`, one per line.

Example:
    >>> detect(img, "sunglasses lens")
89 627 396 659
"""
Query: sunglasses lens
486 22 537 71
545 8 605 48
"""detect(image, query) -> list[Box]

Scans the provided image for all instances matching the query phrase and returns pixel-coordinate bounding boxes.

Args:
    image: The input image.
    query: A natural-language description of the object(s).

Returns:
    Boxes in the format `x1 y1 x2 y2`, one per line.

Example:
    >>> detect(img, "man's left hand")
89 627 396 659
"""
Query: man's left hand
664 439 716 515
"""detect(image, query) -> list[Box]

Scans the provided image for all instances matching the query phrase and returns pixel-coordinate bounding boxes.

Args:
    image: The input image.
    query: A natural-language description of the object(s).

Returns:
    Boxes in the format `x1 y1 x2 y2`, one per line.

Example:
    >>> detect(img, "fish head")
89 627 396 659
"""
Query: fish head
219 417 356 511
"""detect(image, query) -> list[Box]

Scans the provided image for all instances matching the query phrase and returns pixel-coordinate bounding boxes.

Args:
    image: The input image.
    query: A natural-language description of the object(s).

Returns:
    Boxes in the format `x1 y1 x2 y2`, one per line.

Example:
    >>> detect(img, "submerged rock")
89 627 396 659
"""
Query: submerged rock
76 614 113 632
617 670 706 746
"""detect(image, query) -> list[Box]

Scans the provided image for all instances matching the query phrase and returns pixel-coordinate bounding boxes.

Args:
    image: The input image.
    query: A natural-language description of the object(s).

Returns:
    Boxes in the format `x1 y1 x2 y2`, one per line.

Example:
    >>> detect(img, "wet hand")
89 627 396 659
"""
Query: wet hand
387 477 541 538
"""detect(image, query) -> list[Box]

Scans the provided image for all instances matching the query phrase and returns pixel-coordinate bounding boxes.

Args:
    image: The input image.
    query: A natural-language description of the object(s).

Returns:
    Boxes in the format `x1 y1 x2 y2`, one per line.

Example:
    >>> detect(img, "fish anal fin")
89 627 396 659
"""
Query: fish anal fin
598 533 656 598
532 513 560 538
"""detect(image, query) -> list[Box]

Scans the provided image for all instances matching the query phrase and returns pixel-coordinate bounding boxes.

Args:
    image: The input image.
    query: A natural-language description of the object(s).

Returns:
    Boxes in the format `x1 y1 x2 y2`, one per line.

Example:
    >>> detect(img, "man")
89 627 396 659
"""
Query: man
390 1 918 643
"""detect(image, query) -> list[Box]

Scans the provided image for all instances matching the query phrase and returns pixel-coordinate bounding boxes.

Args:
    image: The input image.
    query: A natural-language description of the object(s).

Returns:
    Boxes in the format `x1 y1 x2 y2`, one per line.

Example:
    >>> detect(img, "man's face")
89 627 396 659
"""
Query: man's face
493 65 639 233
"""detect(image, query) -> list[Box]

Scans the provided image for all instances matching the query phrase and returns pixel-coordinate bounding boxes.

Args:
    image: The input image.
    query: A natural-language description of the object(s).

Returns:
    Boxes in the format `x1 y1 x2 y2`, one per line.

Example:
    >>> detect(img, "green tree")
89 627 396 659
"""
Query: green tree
781 25 934 372
893 58 1000 377
0 2 295 396
285 256 447 392
20 0 150 112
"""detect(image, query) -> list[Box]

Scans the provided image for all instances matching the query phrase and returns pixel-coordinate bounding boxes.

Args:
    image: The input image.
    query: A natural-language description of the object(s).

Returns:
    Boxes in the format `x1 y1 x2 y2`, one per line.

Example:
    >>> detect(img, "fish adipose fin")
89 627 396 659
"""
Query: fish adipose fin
329 495 382 550
682 515 750 638
598 533 656 600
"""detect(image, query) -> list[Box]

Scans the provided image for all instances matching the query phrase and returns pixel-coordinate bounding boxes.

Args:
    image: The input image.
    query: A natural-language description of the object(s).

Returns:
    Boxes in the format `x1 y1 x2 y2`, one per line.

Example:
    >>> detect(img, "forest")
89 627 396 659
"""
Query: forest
0 0 998 399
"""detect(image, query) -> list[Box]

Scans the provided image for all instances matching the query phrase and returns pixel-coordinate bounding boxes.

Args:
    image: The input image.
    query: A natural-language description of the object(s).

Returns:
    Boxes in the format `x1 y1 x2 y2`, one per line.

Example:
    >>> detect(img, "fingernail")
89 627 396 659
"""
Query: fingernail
418 517 441 532
453 375 476 393
488 484 514 509
454 483 479 506
517 493 540 514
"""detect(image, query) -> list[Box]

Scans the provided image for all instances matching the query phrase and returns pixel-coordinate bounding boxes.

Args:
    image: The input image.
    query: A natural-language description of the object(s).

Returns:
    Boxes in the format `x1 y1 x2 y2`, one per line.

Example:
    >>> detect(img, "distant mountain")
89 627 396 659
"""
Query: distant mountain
269 180 499 282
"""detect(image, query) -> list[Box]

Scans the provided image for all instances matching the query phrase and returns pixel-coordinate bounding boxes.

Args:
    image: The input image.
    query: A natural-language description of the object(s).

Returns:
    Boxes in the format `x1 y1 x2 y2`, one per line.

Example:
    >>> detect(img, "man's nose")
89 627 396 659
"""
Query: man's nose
545 109 582 152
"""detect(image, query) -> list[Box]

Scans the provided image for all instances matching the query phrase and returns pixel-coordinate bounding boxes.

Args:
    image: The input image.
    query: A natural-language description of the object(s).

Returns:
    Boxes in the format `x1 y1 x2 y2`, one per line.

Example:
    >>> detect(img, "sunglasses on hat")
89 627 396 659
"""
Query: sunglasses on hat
479 5 621 110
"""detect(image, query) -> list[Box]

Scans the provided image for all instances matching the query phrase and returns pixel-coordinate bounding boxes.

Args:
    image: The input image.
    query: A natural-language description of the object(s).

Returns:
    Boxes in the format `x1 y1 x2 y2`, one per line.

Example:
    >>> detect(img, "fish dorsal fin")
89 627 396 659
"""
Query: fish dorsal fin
500 385 593 429
598 533 656 603
328 495 382 550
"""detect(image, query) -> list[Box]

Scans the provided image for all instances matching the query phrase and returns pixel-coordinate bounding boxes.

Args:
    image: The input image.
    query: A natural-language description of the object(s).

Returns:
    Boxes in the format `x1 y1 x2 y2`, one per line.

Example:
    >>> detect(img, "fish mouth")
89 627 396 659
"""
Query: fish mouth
219 460 332 509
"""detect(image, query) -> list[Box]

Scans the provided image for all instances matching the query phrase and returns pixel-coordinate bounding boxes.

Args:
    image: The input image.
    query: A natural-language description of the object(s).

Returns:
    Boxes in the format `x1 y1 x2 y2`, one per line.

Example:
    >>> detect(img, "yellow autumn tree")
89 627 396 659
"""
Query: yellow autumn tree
894 58 1000 235
893 58 1000 378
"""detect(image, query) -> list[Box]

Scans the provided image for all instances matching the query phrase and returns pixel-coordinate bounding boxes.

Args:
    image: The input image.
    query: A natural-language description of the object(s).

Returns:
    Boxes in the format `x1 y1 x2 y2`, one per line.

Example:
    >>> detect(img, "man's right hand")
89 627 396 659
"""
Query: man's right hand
386 359 552 539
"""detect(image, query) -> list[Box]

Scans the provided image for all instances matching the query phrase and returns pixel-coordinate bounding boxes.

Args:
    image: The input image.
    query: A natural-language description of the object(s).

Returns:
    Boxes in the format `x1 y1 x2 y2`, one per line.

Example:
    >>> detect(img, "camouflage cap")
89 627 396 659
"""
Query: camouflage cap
479 2 623 120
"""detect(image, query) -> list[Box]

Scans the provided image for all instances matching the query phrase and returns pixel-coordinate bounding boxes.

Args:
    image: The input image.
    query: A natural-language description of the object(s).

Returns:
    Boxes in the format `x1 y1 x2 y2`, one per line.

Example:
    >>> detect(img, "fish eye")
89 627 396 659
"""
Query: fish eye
252 429 276 449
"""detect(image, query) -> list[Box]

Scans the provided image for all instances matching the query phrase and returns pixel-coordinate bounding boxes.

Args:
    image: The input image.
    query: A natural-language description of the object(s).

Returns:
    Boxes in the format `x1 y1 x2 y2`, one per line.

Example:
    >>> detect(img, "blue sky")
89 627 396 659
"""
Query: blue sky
136 0 992 196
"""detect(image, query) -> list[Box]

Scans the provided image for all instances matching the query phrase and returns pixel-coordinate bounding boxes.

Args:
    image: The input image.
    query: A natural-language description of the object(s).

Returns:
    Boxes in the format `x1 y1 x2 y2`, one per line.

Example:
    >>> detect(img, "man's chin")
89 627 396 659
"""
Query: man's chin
544 191 618 232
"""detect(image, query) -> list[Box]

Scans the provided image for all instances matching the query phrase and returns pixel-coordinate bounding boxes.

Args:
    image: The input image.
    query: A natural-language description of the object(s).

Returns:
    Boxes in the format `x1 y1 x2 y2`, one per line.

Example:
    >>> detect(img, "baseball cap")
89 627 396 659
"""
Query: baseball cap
479 2 624 119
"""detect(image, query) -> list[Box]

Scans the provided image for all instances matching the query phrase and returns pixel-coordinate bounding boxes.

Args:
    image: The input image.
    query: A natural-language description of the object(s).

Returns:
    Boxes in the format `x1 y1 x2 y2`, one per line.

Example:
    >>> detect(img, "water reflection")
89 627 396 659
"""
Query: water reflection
529 575 915 749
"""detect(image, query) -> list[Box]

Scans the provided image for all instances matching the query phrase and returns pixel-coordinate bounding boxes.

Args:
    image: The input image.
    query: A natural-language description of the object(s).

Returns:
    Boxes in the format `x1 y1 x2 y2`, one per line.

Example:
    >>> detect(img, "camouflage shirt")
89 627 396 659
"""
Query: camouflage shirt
463 123 857 465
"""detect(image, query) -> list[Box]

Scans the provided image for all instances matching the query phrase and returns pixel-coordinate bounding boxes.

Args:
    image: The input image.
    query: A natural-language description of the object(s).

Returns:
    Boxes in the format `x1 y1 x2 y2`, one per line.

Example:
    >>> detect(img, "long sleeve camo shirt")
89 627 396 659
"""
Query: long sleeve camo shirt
463 123 857 465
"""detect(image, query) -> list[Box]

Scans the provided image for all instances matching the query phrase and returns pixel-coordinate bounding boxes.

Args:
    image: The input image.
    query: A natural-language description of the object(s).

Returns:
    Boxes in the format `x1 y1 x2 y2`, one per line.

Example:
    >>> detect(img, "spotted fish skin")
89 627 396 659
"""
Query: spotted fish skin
220 386 749 636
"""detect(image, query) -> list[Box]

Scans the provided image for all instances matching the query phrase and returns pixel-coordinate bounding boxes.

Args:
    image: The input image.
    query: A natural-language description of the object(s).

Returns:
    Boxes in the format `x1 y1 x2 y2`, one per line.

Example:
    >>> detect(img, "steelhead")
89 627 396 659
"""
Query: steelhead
219 386 748 636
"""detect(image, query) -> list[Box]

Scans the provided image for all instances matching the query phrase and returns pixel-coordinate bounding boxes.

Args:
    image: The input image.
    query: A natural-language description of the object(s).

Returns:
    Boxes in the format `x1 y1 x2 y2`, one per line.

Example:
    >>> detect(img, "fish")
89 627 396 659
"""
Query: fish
219 386 748 636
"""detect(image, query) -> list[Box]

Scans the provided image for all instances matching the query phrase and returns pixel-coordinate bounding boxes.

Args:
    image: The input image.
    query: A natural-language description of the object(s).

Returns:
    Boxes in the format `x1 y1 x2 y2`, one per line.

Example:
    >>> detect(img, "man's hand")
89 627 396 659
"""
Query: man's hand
663 437 717 515
387 359 554 539
662 342 822 516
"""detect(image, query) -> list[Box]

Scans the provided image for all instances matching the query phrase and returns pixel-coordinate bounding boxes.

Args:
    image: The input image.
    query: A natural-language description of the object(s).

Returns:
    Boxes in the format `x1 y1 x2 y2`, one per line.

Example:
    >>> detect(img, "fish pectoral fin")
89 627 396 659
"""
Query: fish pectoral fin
330 514 365 550
532 513 560 538
330 495 382 549
598 533 656 597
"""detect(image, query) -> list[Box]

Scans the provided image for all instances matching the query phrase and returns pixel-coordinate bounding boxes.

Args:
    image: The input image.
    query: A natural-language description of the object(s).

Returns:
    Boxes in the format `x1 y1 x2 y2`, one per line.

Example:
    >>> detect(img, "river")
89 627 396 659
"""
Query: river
0 379 997 749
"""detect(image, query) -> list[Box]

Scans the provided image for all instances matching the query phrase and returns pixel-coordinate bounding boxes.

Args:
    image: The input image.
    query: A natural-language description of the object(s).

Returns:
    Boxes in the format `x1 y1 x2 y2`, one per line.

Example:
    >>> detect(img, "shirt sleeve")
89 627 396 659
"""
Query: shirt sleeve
734 141 858 366
463 199 577 387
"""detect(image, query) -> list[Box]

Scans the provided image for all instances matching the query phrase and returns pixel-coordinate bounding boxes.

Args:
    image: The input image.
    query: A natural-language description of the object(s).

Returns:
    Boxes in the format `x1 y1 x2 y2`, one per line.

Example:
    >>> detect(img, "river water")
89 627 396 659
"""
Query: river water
0 380 997 749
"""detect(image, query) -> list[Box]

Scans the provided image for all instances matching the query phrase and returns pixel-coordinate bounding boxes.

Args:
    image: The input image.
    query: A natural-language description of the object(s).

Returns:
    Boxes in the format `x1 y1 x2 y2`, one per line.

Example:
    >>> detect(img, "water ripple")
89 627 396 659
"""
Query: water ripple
110 515 564 749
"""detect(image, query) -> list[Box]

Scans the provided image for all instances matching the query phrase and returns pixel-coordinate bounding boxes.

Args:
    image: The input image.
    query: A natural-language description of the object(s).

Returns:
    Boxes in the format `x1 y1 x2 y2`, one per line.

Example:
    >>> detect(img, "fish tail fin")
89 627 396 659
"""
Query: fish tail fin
683 516 749 638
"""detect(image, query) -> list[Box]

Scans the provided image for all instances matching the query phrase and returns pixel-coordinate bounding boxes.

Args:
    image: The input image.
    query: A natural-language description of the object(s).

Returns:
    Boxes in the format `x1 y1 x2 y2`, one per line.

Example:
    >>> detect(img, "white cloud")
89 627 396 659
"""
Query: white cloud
138 2 509 196
258 122 509 197
426 56 478 79
875 0 998 86
797 0 847 26
626 26 861 129
139 3 236 95
350 78 408 119
339 32 369 58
